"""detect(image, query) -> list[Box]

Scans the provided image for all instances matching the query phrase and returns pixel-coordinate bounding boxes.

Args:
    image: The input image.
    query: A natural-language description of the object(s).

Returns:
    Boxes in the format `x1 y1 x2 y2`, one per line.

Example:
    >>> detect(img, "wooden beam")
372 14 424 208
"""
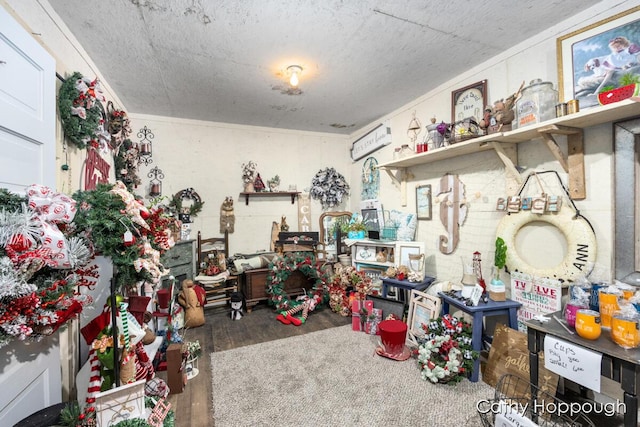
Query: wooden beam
567 131 586 200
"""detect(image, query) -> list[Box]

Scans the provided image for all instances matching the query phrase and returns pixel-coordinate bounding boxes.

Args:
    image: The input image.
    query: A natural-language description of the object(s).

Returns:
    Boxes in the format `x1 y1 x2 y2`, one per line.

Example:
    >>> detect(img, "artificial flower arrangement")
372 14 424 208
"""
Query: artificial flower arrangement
310 167 350 209
328 263 373 316
185 340 202 360
242 161 258 184
0 186 97 347
416 313 478 384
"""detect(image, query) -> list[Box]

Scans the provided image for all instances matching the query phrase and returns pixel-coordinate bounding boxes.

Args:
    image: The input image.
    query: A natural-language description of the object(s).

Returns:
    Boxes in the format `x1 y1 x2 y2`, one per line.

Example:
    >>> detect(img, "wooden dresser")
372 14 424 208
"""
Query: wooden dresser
243 268 315 311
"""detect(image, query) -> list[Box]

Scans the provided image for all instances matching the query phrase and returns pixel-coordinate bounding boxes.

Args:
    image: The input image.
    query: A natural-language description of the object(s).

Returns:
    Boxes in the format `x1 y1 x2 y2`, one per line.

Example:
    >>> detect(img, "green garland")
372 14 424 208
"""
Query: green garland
58 71 103 149
71 183 159 291
265 253 329 311
169 188 204 218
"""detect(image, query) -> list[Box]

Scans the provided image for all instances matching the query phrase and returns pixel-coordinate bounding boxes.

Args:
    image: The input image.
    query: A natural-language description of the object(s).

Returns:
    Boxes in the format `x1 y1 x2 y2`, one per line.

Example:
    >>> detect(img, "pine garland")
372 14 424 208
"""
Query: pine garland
71 183 171 292
58 72 104 149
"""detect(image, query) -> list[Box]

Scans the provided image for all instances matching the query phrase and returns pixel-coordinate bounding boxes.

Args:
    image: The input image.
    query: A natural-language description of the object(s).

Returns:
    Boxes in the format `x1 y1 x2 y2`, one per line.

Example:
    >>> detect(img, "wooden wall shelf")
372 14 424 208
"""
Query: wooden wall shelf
240 191 300 205
377 99 640 204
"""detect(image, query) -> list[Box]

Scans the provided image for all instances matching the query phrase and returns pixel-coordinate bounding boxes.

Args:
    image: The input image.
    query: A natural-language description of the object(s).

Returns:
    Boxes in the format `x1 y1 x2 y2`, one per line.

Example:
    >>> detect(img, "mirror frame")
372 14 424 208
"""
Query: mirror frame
318 211 352 261
614 116 640 285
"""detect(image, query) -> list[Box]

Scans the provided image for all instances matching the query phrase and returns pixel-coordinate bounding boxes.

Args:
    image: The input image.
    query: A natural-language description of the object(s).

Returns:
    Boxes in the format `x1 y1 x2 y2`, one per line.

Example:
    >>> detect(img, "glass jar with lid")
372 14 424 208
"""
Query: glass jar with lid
515 79 558 128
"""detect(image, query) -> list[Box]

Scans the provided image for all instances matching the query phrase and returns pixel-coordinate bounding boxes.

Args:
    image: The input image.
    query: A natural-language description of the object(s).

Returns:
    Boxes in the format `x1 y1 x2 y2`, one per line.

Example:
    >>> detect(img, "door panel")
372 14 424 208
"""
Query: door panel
0 5 55 191
0 5 59 425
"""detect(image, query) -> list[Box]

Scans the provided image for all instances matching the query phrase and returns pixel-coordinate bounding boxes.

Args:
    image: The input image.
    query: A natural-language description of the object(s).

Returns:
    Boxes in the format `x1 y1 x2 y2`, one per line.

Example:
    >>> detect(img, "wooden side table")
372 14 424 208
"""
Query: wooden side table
381 276 436 301
438 291 521 382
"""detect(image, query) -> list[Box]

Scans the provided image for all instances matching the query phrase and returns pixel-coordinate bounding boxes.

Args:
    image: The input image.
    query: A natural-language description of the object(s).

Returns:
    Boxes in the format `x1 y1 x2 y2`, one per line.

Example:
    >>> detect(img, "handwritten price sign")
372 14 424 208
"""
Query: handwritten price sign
544 335 602 392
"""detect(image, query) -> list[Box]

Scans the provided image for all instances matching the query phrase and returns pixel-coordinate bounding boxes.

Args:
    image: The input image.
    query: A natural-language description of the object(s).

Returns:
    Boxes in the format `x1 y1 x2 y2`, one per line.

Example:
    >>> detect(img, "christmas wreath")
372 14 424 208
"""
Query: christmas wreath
58 71 106 150
327 264 373 316
265 253 328 311
416 314 478 384
310 167 350 209
169 188 204 219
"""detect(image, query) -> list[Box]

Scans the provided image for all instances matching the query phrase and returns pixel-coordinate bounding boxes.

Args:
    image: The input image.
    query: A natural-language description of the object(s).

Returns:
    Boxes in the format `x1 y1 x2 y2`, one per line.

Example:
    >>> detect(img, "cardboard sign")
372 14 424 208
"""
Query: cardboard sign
511 271 562 332
543 335 602 392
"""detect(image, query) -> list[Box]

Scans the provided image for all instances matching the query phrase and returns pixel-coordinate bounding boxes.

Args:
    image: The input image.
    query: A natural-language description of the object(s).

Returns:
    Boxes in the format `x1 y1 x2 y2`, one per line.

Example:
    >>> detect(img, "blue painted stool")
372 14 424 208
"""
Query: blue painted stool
438 291 521 382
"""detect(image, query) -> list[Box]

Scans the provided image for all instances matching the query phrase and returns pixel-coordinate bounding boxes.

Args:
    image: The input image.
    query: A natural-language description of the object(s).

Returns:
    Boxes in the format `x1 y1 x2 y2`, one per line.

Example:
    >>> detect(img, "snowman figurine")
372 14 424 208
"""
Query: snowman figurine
230 292 244 320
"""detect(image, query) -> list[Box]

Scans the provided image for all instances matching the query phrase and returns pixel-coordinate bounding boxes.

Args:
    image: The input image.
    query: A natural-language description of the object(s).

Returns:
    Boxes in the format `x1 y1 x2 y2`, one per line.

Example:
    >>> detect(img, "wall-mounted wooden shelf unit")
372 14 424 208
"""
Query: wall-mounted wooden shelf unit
377 99 639 204
240 191 300 205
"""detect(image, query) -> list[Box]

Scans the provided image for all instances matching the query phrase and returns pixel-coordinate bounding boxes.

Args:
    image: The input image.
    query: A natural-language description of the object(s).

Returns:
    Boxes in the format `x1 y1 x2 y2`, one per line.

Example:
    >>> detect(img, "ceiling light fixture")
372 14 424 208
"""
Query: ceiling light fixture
287 65 303 87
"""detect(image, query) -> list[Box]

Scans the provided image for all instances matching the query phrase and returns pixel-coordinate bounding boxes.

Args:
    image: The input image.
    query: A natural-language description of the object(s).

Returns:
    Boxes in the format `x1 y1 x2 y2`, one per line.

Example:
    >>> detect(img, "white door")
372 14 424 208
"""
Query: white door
0 5 59 426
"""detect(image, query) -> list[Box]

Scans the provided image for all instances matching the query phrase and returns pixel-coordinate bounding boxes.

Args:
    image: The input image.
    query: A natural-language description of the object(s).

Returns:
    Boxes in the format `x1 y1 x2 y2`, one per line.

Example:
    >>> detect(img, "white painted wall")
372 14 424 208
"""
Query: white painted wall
128 113 349 253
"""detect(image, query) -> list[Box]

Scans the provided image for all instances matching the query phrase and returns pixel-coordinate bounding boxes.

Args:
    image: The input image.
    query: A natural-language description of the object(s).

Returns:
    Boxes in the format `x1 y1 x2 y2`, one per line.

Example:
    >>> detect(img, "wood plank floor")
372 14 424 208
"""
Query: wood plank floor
158 303 351 427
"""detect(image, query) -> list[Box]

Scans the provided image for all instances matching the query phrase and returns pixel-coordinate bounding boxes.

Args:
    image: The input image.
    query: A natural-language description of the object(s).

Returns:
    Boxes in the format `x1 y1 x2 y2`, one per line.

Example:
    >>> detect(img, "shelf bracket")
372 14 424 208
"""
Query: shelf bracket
490 141 522 194
537 125 585 200
381 167 410 206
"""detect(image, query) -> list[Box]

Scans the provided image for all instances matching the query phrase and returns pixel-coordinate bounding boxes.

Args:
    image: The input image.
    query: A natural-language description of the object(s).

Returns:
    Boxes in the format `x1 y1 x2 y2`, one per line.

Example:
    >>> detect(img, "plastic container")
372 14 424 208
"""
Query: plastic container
515 79 558 128
599 287 622 328
575 309 601 340
564 300 588 328
611 310 640 349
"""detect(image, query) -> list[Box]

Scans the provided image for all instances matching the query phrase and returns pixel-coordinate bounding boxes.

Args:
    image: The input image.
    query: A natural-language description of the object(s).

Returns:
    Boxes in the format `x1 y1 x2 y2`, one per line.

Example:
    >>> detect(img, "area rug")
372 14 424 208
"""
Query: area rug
211 325 494 426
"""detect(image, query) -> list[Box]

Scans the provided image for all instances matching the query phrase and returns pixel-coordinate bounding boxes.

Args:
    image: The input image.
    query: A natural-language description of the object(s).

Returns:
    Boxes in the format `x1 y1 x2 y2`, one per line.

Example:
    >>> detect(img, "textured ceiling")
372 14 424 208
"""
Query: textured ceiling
48 0 600 134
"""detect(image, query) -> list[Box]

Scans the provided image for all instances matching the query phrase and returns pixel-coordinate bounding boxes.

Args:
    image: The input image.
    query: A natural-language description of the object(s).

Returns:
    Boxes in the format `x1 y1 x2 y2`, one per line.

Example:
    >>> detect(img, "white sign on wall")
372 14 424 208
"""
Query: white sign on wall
544 335 602 392
511 271 562 332
298 193 311 231
350 123 391 161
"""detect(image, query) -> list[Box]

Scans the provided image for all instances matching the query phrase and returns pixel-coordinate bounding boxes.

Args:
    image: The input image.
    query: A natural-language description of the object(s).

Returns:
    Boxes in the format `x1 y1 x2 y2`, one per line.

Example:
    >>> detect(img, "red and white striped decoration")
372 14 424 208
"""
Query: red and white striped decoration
85 347 101 412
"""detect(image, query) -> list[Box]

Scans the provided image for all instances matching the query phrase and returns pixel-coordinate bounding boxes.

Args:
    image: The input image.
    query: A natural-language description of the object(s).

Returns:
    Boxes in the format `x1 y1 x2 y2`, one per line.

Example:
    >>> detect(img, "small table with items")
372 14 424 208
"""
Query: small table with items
438 291 521 382
381 276 436 301
526 312 640 427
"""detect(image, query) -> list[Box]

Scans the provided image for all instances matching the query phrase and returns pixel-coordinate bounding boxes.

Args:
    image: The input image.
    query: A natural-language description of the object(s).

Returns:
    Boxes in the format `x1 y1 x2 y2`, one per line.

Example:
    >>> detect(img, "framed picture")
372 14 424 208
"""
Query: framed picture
416 184 432 220
366 294 408 322
557 6 640 108
360 199 384 232
396 241 425 271
451 80 487 124
407 290 441 345
357 264 388 283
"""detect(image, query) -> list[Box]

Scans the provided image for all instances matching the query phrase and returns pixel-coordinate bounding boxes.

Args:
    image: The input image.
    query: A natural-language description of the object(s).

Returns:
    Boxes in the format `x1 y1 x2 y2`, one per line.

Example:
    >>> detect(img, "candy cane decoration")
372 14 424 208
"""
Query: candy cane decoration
120 303 133 365
85 347 101 413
